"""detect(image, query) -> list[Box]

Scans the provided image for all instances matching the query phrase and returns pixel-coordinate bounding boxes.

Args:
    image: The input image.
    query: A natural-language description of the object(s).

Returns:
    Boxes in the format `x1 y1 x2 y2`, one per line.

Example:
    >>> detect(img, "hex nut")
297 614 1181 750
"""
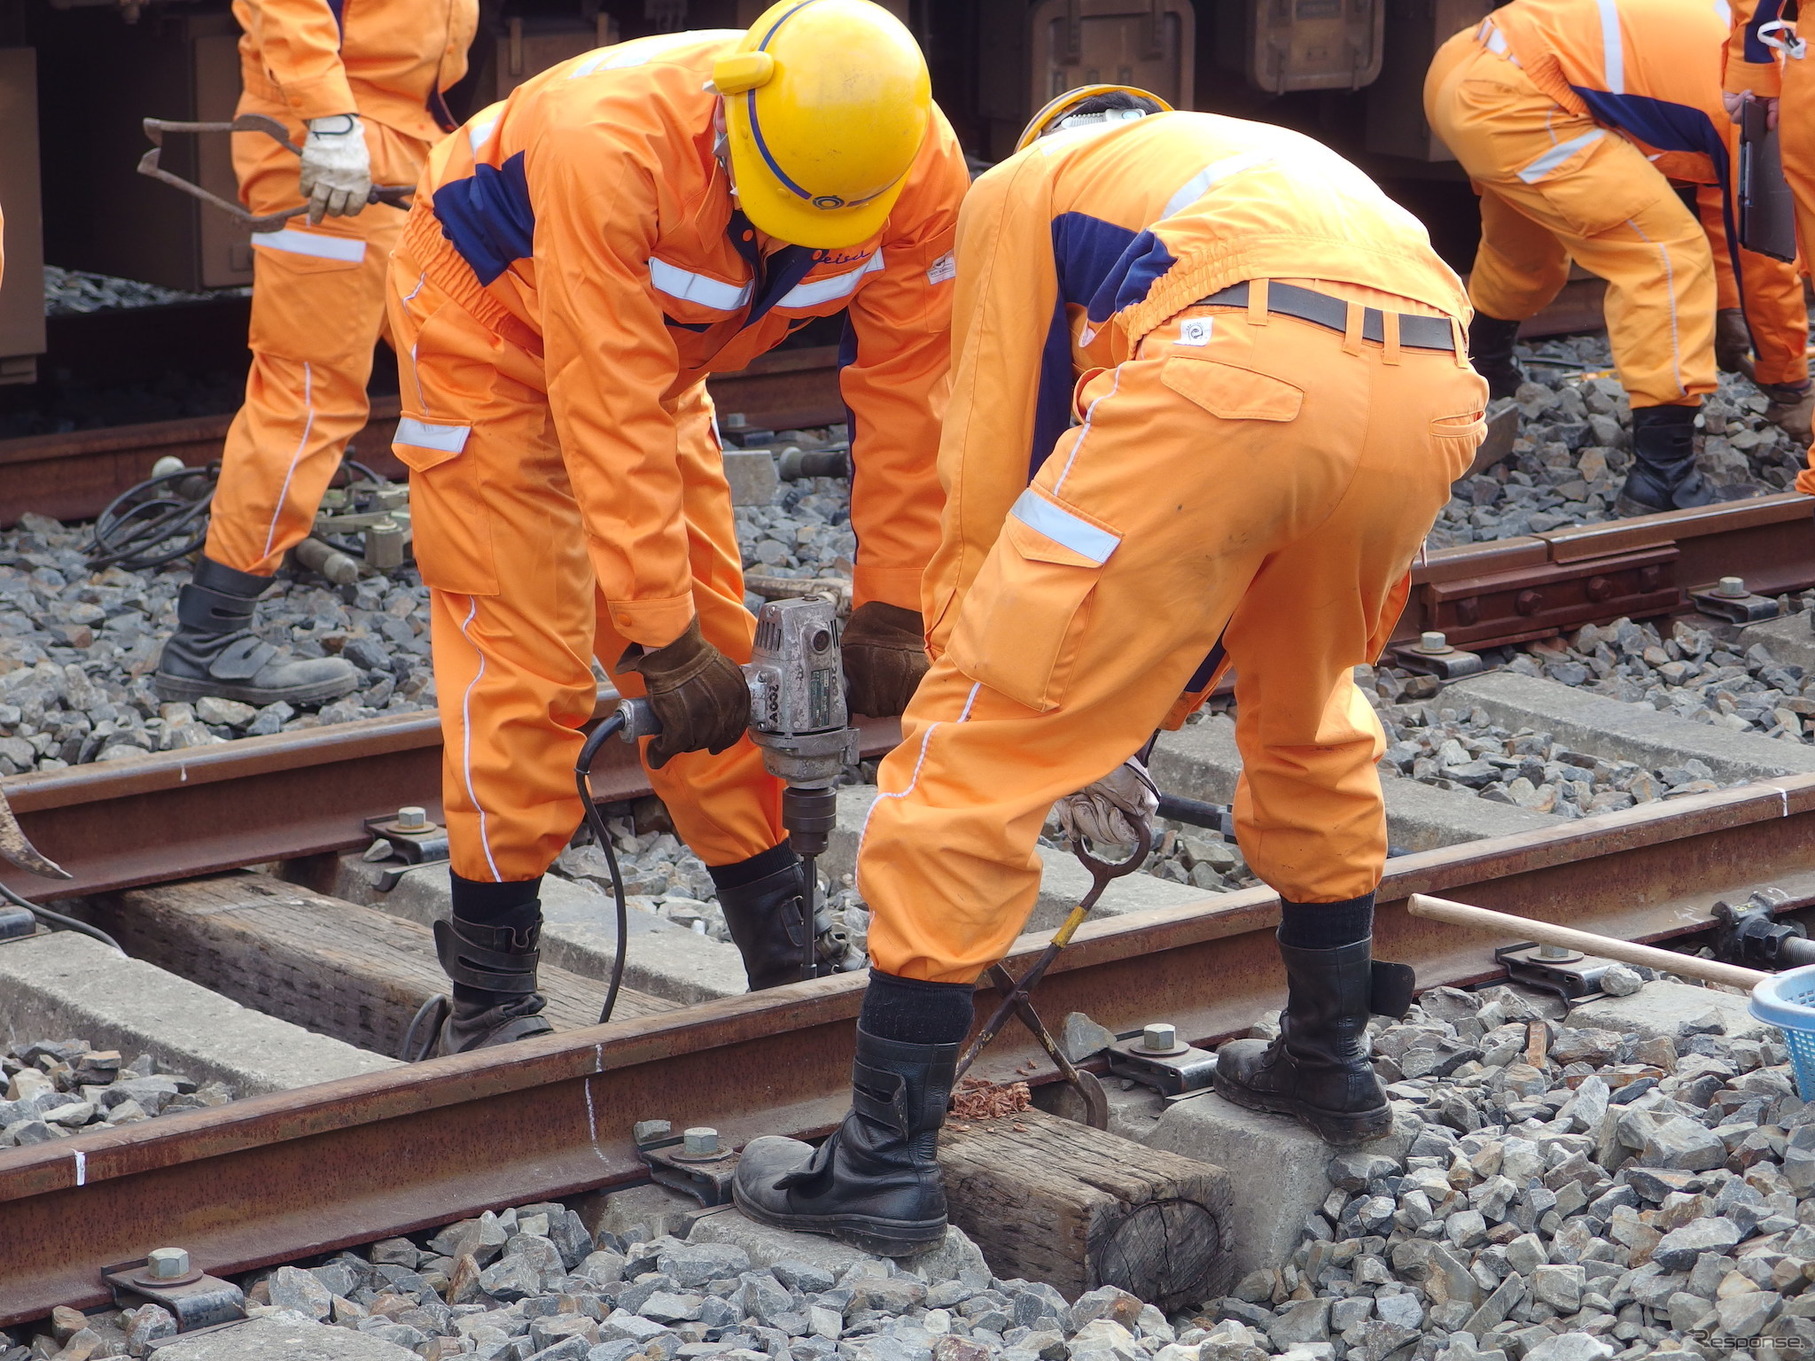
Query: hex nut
1141 1023 1178 1053
683 1126 720 1156
146 1247 191 1280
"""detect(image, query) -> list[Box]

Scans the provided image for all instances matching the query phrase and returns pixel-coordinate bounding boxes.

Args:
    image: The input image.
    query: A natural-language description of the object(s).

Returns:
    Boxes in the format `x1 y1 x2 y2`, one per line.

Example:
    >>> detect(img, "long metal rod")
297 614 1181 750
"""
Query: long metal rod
4 772 1814 1321
1407 893 1771 989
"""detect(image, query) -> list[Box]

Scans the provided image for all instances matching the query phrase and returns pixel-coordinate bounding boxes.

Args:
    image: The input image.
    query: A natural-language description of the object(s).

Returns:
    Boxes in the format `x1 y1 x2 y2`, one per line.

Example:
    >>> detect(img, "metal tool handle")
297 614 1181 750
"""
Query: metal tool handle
137 114 414 232
614 697 663 742
1407 893 1769 990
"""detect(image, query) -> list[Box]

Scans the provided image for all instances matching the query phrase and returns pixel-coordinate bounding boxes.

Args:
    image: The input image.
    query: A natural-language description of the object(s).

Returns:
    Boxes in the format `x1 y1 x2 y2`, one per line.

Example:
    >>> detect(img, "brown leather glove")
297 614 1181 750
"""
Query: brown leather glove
618 619 749 770
841 601 929 718
1715 308 1754 378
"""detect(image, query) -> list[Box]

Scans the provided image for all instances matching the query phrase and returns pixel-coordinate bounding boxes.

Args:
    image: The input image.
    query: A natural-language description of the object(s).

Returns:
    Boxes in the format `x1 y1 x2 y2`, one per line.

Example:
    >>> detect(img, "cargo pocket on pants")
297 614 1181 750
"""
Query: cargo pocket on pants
945 491 1120 712
393 417 500 597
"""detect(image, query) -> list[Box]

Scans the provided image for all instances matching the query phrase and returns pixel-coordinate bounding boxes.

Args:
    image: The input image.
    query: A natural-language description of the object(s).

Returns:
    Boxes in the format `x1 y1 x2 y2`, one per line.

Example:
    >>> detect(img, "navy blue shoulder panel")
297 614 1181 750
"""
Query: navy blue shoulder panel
1745 0 1788 64
1051 211 1139 307
1085 231 1180 327
1031 293 1076 481
432 152 535 287
1570 88 1727 170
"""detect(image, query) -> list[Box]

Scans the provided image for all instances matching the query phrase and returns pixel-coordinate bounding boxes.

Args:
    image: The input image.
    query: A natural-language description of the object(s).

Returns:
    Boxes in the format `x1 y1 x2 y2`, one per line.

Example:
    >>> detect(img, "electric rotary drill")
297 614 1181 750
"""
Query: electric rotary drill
616 596 863 982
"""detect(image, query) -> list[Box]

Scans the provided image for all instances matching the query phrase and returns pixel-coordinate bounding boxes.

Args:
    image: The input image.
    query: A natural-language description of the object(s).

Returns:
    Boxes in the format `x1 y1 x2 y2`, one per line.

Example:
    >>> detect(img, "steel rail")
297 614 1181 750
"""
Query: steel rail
1396 491 1815 650
1 772 1811 1323
0 347 846 529
0 705 903 903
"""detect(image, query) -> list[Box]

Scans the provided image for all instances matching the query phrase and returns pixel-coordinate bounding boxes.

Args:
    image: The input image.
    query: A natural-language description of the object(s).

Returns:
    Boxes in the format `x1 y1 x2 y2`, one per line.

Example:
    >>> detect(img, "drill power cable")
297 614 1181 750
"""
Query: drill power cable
401 709 634 1062
87 457 393 573
88 464 217 572
576 711 633 1028
0 881 123 954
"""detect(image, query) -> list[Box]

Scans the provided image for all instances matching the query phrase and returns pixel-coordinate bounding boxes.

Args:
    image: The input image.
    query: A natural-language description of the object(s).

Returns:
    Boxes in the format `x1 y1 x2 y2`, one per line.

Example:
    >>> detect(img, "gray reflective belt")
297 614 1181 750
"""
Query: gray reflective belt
1197 280 1458 352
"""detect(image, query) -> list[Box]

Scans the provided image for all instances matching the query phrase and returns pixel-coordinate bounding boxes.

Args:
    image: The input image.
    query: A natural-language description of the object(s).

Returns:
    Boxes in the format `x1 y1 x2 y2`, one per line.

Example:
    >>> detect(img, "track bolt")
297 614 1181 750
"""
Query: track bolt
395 806 428 831
683 1126 720 1156
1139 1023 1178 1053
1716 577 1749 599
1416 632 1453 656
146 1247 191 1280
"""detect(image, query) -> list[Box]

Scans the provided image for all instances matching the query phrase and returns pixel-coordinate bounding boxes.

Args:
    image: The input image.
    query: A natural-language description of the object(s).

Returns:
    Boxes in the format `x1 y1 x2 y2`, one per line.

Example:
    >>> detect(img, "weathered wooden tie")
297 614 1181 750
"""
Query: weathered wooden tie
938 1106 1236 1309
89 871 675 1056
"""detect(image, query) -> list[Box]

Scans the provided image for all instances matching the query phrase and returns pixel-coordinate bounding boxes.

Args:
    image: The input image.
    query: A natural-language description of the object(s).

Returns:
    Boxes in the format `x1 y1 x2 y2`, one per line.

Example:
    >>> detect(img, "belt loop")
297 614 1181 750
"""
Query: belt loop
1381 310 1402 365
1450 316 1470 368
1342 300 1364 355
1247 278 1271 326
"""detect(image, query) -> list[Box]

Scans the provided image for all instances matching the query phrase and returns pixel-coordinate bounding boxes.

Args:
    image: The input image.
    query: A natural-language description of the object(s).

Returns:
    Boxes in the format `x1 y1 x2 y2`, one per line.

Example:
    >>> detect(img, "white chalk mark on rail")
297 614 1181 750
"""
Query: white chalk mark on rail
73 1150 86 1187
585 1044 608 1163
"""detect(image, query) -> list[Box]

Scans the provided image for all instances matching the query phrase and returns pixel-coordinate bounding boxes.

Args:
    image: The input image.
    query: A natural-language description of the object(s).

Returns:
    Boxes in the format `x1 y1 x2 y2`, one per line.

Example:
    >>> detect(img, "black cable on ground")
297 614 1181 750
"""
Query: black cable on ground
0 881 123 954
87 465 218 571
576 711 631 1027
400 994 449 1063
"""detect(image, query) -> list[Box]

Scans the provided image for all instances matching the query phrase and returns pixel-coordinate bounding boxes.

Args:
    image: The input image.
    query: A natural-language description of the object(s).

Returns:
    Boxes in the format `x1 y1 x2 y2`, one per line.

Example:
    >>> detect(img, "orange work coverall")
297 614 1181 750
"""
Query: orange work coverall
206 0 477 577
1425 0 1794 410
857 112 1487 983
1729 0 1815 488
386 32 967 885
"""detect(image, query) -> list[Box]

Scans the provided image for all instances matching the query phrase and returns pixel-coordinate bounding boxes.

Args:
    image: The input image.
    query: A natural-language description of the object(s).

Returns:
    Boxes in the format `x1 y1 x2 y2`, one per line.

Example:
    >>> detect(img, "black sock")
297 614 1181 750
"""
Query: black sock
450 872 543 931
1277 893 1375 950
859 968 975 1045
707 842 797 892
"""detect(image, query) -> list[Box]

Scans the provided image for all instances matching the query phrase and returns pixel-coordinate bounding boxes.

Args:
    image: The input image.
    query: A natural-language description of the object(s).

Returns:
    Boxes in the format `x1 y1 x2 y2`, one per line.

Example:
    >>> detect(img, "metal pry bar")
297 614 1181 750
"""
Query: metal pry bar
0 787 69 880
137 115 415 233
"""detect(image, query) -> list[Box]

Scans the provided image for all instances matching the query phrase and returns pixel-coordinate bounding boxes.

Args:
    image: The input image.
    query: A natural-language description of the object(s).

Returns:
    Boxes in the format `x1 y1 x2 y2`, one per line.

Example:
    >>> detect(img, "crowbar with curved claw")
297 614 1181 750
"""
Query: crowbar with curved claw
136 114 414 233
0 786 69 880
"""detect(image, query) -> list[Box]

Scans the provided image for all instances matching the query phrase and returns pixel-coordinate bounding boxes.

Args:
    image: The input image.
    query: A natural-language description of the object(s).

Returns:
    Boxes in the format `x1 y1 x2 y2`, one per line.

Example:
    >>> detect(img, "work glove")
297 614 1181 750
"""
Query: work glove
619 619 750 770
1715 308 1754 378
300 113 372 224
1055 756 1159 852
841 601 929 717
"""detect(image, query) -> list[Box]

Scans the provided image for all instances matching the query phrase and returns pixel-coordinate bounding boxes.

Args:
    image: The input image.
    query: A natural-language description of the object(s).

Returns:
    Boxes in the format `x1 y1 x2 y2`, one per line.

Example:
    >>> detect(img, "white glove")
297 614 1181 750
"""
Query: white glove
300 114 372 223
1055 756 1159 851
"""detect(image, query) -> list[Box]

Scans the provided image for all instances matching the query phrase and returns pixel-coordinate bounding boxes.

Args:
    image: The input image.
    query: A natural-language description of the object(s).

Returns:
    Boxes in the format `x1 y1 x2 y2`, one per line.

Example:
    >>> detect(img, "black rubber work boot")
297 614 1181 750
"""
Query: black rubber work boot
734 1027 959 1256
1614 404 1714 515
433 915 555 1054
1214 936 1415 1146
714 846 851 991
155 555 359 707
1467 313 1526 402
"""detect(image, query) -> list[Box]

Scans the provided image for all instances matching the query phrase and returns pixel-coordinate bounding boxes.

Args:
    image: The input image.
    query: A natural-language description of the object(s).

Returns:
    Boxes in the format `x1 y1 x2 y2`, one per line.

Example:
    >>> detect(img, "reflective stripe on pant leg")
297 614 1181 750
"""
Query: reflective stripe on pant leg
593 381 784 867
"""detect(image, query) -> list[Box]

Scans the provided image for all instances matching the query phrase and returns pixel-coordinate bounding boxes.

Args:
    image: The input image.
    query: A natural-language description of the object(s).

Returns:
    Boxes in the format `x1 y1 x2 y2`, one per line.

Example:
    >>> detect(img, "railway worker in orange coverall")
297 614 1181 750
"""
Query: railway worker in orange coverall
383 1 968 1053
733 87 1488 1257
1424 0 1812 516
1726 0 1815 495
153 0 478 709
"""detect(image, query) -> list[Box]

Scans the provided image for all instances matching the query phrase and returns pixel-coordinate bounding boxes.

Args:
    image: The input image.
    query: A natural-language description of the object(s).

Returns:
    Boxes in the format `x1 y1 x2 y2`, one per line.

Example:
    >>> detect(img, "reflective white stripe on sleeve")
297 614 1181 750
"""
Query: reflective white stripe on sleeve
649 257 753 310
253 229 367 263
775 252 884 308
1485 25 1509 54
1161 151 1275 219
395 417 471 453
1517 128 1605 182
468 108 502 153
1597 0 1625 92
1009 490 1120 565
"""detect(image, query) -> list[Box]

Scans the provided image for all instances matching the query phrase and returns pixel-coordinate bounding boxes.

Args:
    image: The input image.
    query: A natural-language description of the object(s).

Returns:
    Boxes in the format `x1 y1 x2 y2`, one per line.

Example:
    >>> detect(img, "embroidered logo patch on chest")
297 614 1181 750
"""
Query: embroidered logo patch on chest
1176 317 1213 347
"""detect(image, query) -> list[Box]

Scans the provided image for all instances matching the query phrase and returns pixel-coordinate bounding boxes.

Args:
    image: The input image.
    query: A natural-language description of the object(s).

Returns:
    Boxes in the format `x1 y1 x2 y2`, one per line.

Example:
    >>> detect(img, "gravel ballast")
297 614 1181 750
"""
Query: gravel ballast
0 1035 232 1148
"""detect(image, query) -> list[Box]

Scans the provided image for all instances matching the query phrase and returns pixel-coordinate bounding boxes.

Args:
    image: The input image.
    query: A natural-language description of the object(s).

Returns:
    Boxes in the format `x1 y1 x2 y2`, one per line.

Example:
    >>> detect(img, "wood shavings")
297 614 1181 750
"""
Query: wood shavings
948 1075 1032 1120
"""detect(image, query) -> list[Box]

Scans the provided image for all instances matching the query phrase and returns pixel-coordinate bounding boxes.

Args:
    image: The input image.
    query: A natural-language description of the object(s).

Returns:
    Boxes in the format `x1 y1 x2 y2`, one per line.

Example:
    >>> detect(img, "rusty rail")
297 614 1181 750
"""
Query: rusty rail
0 348 845 529
1396 491 1815 650
1 771 1810 1322
0 704 901 904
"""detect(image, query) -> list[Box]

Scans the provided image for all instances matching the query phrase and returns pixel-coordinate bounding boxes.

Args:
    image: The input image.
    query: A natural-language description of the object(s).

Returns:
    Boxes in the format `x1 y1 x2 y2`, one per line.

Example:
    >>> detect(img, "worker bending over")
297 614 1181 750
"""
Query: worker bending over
733 88 1487 1256
1727 0 1815 487
154 0 477 708
386 1 966 1053
1425 0 1810 514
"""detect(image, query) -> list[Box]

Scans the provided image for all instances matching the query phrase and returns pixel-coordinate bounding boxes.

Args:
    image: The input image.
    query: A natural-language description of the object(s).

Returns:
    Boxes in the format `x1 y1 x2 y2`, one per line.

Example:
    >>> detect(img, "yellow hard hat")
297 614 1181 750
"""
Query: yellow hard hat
713 0 931 250
1015 84 1174 153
